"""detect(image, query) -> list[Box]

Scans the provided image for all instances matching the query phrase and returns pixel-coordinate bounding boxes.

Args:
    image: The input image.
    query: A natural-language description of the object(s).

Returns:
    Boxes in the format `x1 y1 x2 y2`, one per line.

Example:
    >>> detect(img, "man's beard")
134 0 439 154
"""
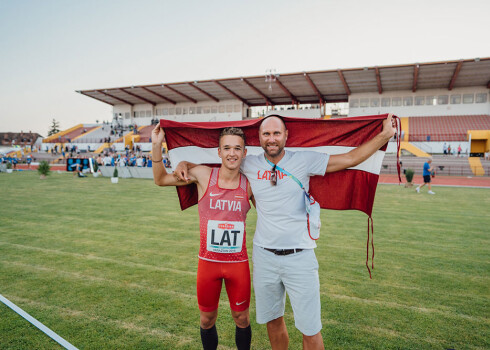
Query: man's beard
265 144 283 158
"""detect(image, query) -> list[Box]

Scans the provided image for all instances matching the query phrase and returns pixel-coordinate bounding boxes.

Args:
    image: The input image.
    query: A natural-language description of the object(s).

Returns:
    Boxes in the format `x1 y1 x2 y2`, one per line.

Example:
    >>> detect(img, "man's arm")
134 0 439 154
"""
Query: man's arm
151 125 206 186
173 160 199 183
326 114 396 173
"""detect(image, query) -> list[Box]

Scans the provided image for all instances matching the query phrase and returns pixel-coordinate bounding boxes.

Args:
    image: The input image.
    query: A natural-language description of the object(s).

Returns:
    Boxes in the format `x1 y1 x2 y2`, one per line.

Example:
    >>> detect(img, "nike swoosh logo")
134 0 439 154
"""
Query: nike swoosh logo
209 193 220 197
236 300 247 306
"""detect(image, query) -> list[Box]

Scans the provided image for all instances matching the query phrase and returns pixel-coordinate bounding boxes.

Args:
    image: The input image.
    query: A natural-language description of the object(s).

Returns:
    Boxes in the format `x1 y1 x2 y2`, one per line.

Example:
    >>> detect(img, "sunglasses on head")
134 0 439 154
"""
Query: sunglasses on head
270 164 277 186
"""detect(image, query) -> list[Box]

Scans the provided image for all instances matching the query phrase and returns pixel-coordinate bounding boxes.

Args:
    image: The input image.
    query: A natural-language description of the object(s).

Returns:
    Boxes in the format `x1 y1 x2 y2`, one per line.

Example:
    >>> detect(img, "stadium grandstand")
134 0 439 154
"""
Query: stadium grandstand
5 57 488 176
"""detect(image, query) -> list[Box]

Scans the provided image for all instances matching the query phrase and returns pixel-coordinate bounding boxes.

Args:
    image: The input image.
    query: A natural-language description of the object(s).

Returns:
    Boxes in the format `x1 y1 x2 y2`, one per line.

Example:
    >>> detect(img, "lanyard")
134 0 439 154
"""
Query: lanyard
264 156 305 191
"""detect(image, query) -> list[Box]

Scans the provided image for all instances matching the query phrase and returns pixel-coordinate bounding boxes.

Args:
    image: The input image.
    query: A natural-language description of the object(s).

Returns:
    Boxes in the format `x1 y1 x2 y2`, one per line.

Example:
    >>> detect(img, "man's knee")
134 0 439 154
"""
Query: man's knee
267 316 286 333
303 331 324 349
231 309 250 328
200 311 218 329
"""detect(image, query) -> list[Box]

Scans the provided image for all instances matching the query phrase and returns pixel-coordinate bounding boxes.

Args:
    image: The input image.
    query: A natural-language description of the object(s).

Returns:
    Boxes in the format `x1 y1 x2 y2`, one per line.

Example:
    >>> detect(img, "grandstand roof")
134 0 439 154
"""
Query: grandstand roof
78 57 490 107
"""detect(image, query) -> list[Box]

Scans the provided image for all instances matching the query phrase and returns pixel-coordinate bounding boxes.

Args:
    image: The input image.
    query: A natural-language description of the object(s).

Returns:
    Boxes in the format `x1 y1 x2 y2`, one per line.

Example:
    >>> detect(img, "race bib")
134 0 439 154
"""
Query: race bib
207 220 244 254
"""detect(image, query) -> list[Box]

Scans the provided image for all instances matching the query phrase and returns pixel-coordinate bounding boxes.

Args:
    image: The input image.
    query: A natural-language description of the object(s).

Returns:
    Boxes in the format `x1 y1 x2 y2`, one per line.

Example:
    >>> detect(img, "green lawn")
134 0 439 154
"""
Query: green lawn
0 171 488 349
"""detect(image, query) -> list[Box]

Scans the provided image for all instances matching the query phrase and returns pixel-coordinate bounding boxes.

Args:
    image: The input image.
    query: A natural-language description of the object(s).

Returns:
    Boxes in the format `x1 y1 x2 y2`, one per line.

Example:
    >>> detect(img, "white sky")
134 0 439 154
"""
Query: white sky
1 0 489 136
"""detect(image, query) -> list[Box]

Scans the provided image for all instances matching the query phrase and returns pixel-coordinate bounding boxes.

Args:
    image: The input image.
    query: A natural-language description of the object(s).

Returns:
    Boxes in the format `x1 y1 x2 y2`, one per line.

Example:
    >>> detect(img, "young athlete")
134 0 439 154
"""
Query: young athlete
152 125 253 350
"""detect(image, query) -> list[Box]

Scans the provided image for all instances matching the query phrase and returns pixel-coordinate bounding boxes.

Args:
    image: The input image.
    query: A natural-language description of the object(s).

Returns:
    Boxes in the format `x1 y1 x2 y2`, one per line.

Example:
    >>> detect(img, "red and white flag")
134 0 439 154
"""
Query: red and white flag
160 113 400 216
161 114 401 277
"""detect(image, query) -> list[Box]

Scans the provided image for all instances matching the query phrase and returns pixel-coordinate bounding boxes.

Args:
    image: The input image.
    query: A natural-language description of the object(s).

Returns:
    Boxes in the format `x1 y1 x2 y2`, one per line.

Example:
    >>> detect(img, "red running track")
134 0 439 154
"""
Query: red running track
379 174 490 188
14 164 66 171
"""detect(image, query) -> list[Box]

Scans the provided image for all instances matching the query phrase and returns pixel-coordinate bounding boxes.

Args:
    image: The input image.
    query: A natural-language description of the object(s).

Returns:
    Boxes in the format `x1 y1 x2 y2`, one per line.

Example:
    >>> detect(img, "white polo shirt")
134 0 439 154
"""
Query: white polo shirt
241 150 329 249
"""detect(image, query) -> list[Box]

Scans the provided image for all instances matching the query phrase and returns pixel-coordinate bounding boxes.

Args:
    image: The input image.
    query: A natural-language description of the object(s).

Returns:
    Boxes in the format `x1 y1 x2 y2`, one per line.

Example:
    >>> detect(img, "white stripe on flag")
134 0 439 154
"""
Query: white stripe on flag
168 146 385 175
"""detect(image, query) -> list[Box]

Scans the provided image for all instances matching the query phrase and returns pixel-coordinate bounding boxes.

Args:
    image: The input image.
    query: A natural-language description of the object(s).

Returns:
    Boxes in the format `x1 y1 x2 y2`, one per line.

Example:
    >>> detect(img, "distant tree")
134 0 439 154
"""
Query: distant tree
48 119 60 136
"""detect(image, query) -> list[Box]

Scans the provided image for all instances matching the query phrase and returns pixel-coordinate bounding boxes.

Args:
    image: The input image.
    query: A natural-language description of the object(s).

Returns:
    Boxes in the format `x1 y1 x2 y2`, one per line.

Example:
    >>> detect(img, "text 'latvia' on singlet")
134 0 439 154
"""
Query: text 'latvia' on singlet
198 168 250 263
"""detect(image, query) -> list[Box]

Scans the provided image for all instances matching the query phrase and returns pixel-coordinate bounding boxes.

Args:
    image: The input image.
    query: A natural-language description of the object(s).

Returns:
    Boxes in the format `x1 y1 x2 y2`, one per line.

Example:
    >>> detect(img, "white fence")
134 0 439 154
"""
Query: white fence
99 166 161 179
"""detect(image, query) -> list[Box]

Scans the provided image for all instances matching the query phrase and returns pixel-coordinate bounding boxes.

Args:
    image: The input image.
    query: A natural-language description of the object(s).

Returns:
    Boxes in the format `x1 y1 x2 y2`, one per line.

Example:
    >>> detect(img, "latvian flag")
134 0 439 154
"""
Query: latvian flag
161 113 400 214
161 114 401 277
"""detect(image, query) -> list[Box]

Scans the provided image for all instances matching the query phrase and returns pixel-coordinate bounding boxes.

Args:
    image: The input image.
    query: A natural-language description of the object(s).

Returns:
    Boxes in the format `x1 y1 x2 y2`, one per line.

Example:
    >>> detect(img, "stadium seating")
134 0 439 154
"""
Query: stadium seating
135 125 154 142
408 115 490 142
74 125 114 143
44 125 99 143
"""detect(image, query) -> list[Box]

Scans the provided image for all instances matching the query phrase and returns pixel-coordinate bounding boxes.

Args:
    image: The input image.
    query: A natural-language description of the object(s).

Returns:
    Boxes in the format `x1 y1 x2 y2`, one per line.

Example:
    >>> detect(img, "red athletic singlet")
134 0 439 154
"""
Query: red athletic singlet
198 168 250 262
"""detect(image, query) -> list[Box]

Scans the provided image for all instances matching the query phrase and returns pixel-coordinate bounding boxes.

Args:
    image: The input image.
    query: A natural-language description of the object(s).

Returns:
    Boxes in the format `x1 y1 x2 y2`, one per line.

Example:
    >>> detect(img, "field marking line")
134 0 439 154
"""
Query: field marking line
5 295 195 345
2 260 232 310
327 293 489 323
0 293 78 350
3 260 197 300
323 275 489 301
0 241 196 276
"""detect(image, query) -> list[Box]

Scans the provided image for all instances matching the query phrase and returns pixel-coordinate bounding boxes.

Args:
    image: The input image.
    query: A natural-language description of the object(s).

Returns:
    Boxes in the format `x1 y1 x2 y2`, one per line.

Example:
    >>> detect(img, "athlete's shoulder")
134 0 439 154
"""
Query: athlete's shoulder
190 165 213 184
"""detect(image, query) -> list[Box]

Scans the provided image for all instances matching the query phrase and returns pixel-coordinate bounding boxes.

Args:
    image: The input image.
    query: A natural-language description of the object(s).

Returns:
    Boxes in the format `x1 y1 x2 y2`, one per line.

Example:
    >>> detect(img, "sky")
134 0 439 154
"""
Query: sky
1 0 489 136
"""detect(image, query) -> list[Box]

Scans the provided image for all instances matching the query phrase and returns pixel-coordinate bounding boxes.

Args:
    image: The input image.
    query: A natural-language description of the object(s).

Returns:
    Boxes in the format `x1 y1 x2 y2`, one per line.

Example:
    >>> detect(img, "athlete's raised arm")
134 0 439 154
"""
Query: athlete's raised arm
152 125 210 187
326 113 396 173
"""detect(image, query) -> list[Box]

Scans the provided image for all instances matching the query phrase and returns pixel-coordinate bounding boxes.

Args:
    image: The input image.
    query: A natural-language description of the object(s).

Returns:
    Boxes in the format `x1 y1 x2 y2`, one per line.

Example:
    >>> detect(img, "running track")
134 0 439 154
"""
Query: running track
379 174 490 188
11 165 490 188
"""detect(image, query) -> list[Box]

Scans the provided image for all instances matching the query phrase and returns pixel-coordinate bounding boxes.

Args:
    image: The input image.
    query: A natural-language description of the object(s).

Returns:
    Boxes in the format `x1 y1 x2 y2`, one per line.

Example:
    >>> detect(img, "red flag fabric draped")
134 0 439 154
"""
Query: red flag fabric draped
161 114 401 278
161 114 398 216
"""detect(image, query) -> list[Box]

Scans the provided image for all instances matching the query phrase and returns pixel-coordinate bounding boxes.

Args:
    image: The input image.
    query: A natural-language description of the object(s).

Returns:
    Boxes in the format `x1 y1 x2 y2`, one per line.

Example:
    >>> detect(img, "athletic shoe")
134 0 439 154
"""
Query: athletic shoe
416 187 420 193
428 190 435 194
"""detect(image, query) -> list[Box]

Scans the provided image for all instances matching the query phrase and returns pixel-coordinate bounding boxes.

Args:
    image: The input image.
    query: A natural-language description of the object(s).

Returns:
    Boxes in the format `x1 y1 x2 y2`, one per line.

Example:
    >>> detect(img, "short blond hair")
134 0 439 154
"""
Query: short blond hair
219 127 246 146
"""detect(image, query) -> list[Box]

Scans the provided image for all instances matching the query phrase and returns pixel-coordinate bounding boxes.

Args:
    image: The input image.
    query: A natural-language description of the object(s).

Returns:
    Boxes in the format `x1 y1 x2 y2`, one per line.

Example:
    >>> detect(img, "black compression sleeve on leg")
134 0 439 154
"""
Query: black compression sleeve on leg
235 325 251 350
200 325 218 350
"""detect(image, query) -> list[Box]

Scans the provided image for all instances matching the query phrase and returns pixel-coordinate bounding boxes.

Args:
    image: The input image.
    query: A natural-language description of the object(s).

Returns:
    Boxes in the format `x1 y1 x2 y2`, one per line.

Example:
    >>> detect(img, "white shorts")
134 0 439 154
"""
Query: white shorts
252 245 322 336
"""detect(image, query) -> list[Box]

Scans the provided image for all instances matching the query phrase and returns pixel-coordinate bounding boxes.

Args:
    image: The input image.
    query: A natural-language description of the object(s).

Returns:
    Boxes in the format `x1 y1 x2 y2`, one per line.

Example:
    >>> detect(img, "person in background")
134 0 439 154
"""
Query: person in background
416 157 435 195
26 154 32 169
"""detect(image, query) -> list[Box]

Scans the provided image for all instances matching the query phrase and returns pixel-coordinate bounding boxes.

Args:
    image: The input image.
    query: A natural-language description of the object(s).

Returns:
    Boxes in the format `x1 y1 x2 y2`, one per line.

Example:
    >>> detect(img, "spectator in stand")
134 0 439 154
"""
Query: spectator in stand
129 154 136 166
103 154 112 166
118 156 126 167
136 156 144 167
97 154 103 166
416 158 435 195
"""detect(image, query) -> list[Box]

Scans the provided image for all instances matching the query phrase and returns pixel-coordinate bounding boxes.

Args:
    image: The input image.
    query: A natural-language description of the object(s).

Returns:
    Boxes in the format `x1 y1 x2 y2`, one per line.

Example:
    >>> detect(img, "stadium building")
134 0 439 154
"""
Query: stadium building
31 57 490 176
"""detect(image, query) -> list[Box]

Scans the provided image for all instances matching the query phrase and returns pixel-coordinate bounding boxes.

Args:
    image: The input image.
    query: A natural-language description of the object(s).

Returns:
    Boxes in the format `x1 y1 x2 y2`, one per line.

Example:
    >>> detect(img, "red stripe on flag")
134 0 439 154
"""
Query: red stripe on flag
310 170 379 216
161 114 390 151
161 114 399 214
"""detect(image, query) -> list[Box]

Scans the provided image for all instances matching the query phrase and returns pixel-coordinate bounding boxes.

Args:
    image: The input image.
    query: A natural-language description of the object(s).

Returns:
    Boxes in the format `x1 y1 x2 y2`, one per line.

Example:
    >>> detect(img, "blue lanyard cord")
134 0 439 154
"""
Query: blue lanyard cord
264 156 306 191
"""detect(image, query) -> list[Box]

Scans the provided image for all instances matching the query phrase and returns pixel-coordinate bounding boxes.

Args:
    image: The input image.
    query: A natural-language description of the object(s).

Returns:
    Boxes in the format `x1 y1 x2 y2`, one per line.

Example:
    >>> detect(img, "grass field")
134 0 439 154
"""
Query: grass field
0 171 489 349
